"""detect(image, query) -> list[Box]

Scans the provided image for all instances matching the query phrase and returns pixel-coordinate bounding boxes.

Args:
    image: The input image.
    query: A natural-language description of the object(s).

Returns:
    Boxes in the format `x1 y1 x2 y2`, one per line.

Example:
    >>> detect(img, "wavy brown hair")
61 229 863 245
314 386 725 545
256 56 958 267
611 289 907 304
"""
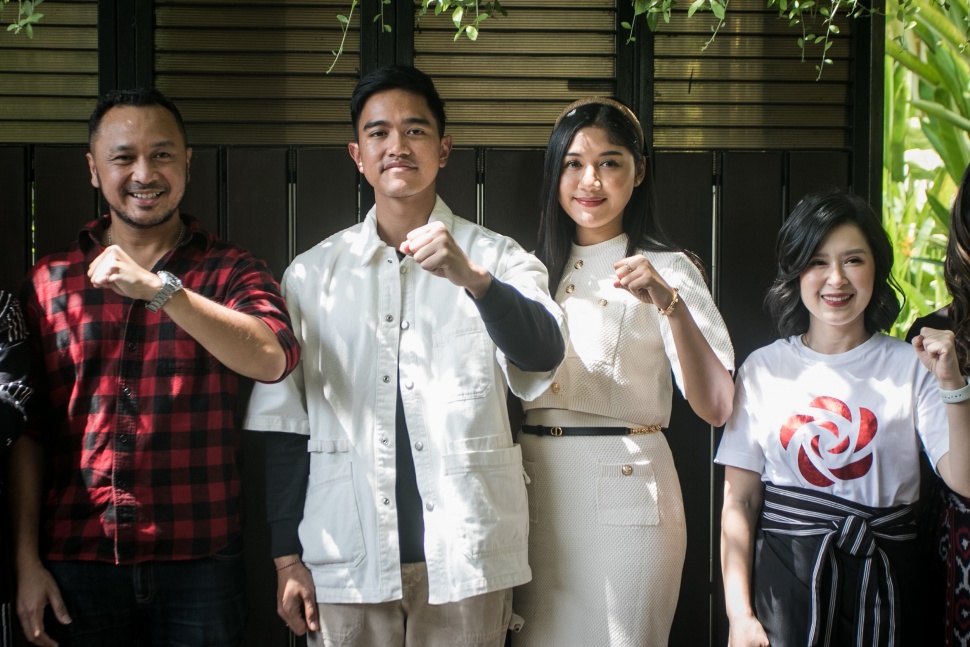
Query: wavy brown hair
946 163 970 372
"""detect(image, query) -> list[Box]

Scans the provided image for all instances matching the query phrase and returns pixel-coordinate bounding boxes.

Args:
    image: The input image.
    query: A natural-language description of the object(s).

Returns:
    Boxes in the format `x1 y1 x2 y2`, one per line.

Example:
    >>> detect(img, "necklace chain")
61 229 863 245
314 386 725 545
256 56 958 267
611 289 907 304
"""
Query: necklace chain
106 220 185 249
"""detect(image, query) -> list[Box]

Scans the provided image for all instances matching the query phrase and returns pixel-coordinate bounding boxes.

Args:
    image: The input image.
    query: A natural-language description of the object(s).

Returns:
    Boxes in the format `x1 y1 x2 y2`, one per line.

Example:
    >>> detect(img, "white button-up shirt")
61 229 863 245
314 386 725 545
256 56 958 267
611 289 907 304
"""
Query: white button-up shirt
245 197 565 604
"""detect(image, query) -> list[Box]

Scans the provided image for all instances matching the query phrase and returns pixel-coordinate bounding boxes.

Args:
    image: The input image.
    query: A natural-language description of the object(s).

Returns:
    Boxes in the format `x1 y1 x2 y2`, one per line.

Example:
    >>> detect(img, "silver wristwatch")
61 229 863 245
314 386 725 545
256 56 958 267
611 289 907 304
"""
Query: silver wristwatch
146 271 183 312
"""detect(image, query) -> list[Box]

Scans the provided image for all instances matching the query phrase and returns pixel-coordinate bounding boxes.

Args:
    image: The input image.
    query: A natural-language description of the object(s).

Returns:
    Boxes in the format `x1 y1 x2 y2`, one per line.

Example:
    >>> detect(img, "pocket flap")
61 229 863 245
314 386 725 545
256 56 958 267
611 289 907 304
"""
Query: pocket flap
308 438 350 453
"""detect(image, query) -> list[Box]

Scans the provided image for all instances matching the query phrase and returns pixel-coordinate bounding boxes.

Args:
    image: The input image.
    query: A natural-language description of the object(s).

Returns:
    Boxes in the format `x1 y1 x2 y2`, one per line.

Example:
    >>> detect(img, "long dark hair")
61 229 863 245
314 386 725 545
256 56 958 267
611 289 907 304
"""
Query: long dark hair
535 99 678 292
946 162 970 372
765 190 901 338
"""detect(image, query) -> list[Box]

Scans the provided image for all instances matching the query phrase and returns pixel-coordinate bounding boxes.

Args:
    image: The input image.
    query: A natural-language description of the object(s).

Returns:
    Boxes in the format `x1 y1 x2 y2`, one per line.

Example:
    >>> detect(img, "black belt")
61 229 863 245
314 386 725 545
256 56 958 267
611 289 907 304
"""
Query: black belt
521 424 661 437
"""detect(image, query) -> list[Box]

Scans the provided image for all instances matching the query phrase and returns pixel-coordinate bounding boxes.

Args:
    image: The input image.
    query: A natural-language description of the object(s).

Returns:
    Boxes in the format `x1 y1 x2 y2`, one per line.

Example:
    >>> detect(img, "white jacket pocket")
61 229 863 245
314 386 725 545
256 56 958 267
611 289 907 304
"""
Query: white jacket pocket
441 446 529 558
299 460 367 567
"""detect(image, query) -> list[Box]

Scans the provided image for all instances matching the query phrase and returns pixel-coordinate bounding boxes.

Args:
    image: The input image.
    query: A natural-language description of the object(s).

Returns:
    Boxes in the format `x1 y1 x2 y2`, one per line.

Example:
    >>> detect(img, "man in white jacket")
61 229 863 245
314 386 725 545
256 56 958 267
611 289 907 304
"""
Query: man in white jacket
244 65 566 647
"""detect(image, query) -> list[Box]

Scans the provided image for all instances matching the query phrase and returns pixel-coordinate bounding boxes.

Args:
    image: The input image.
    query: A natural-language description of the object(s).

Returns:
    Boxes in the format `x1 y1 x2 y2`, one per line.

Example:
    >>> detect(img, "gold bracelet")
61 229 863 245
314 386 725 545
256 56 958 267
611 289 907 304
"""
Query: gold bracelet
658 288 679 316
275 559 302 572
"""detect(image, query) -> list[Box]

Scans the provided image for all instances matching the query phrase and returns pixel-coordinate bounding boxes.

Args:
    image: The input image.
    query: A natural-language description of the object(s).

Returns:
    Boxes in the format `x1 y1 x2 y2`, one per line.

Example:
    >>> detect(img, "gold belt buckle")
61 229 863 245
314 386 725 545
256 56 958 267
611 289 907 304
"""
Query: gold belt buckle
550 426 563 437
628 425 662 435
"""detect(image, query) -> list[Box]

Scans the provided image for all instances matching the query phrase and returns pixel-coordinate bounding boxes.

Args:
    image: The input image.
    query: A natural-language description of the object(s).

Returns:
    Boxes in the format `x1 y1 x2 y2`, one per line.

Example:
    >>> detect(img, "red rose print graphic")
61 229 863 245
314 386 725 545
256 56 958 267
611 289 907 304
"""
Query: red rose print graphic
779 395 877 487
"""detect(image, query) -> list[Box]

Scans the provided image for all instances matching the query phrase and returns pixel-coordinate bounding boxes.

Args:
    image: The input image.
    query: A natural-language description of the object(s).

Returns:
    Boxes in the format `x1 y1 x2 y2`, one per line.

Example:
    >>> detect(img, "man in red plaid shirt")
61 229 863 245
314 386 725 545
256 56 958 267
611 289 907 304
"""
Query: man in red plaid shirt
8 88 300 647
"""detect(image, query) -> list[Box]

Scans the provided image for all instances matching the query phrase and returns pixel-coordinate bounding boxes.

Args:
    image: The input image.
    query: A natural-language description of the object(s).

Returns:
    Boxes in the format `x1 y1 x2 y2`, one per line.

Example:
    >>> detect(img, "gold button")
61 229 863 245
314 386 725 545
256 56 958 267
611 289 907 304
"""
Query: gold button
565 284 575 294
621 465 633 476
598 298 608 307
550 382 561 394
574 260 584 269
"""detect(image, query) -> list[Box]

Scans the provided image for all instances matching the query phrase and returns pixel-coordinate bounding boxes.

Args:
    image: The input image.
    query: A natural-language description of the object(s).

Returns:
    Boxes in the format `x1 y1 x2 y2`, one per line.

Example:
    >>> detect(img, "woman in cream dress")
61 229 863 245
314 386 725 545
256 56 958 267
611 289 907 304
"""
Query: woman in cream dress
514 98 735 646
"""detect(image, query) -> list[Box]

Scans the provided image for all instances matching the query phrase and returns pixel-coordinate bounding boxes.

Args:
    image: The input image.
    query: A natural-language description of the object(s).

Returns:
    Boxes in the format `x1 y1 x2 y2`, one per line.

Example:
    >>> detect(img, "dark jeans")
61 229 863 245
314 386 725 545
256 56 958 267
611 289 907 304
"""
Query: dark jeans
46 536 246 647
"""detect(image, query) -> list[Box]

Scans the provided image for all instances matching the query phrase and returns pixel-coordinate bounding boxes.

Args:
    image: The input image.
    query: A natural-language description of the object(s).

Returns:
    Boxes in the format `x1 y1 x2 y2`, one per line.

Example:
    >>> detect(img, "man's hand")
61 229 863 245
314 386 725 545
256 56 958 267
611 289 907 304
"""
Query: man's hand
87 245 161 302
275 557 318 636
16 562 71 647
400 222 492 298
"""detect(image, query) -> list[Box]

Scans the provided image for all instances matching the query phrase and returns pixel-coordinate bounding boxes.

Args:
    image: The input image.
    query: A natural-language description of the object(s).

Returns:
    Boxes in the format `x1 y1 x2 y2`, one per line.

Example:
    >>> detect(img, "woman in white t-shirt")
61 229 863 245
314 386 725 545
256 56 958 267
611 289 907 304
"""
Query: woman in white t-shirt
513 97 735 646
716 190 970 647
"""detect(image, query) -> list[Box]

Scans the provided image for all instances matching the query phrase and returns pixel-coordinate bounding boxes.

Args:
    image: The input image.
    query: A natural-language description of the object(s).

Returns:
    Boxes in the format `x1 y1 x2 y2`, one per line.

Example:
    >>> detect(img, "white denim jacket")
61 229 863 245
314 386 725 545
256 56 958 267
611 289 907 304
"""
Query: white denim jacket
245 197 565 604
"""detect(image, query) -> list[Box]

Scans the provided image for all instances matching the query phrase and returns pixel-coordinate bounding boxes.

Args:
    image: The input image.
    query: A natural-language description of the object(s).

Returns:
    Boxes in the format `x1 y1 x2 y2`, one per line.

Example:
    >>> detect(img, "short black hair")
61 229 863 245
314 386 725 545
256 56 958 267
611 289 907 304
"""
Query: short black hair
349 65 446 139
89 88 187 146
765 190 901 337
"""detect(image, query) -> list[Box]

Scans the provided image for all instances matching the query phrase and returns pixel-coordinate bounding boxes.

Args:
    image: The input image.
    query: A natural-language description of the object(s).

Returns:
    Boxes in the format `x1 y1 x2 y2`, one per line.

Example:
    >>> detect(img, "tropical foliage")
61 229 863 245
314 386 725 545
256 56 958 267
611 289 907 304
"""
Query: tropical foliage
884 0 970 338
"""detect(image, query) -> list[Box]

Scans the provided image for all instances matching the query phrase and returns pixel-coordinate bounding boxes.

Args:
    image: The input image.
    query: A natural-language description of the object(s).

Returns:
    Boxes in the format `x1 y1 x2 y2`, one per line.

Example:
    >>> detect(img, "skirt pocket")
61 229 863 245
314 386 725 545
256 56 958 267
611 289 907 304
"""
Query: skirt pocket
596 460 660 527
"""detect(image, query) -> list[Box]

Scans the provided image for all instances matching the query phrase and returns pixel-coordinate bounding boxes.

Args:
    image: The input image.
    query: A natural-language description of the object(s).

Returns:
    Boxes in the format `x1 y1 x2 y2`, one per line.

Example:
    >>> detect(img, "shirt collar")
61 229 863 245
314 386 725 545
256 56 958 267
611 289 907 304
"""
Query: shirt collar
351 195 453 267
78 213 208 254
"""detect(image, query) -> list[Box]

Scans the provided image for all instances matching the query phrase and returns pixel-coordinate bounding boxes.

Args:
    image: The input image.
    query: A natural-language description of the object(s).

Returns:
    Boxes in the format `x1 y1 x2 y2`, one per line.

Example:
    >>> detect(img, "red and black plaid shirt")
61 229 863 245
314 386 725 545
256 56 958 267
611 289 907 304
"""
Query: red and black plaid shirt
22 215 299 564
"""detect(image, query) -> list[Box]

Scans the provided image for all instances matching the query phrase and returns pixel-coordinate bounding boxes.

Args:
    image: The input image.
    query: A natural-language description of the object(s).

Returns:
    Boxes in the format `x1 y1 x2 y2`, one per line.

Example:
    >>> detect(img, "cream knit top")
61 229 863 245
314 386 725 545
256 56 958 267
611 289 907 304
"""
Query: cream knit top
523 234 734 428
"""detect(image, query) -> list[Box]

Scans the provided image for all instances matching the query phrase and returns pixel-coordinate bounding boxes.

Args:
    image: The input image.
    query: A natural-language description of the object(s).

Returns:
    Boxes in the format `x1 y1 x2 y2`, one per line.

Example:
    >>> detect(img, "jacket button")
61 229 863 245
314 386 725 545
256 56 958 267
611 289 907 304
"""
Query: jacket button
414 441 424 451
565 284 575 294
425 501 435 511
598 299 608 307
382 375 390 383
401 320 410 330
385 314 394 323
380 436 388 445
621 465 633 476
574 260 584 269
550 383 561 394
382 497 390 505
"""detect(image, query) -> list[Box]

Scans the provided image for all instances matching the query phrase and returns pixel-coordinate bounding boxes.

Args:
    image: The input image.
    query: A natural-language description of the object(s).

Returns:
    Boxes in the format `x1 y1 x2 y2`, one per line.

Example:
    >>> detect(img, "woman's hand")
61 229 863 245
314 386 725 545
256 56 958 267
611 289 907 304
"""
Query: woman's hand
912 327 965 390
728 615 770 647
613 254 677 312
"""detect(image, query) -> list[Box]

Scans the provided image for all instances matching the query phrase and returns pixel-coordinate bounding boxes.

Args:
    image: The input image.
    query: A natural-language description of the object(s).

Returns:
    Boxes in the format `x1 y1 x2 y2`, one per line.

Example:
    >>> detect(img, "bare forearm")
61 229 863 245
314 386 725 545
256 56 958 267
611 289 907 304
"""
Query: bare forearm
667 300 734 426
721 503 759 621
161 289 286 382
721 468 764 623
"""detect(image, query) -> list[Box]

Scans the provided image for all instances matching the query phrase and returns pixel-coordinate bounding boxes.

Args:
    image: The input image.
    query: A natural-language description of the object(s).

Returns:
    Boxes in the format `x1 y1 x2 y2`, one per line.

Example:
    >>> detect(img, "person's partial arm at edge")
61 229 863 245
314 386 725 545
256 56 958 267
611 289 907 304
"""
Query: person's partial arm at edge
915 327 970 497
9 435 71 647
720 466 770 647
264 431 318 635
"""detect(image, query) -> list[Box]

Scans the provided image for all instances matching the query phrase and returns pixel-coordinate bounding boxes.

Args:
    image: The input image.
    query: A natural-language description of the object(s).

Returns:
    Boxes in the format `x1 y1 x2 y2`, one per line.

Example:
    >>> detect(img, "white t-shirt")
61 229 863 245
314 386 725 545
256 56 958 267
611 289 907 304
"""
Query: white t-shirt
715 333 949 507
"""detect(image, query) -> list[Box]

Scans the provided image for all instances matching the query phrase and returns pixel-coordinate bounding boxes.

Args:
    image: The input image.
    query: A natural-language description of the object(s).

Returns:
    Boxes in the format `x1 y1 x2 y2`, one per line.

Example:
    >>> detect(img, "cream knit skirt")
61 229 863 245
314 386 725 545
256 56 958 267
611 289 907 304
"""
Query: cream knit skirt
512 431 686 647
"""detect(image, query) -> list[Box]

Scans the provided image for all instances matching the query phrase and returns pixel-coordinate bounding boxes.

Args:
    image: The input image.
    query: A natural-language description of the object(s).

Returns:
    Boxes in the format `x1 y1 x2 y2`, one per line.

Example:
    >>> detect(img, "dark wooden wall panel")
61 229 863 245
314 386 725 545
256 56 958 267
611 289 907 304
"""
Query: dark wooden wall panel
295 148 360 257
0 147 30 292
240 430 290 647
719 152 784 365
788 151 851 210
436 148 477 223
714 151 785 647
482 150 544 251
654 151 719 647
33 146 98 260
225 148 289 279
181 147 220 236
222 147 290 647
655 152 716 266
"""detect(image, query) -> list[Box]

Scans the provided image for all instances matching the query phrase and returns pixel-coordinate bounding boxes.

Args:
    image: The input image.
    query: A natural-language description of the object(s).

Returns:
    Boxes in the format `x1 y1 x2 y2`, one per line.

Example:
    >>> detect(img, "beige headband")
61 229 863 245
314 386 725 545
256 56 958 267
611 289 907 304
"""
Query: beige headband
554 97 645 151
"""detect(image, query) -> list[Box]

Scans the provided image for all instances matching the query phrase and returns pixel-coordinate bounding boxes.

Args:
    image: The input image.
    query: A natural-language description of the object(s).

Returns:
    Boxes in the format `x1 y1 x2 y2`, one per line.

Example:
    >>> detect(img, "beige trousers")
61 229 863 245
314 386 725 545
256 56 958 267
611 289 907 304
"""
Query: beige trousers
308 562 513 647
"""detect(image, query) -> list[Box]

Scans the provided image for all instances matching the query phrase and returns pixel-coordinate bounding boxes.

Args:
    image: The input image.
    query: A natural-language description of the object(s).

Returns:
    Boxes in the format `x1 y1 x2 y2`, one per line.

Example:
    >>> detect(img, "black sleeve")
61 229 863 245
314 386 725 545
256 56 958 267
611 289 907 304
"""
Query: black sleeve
470 275 565 372
262 431 309 558
0 291 31 453
906 306 951 343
